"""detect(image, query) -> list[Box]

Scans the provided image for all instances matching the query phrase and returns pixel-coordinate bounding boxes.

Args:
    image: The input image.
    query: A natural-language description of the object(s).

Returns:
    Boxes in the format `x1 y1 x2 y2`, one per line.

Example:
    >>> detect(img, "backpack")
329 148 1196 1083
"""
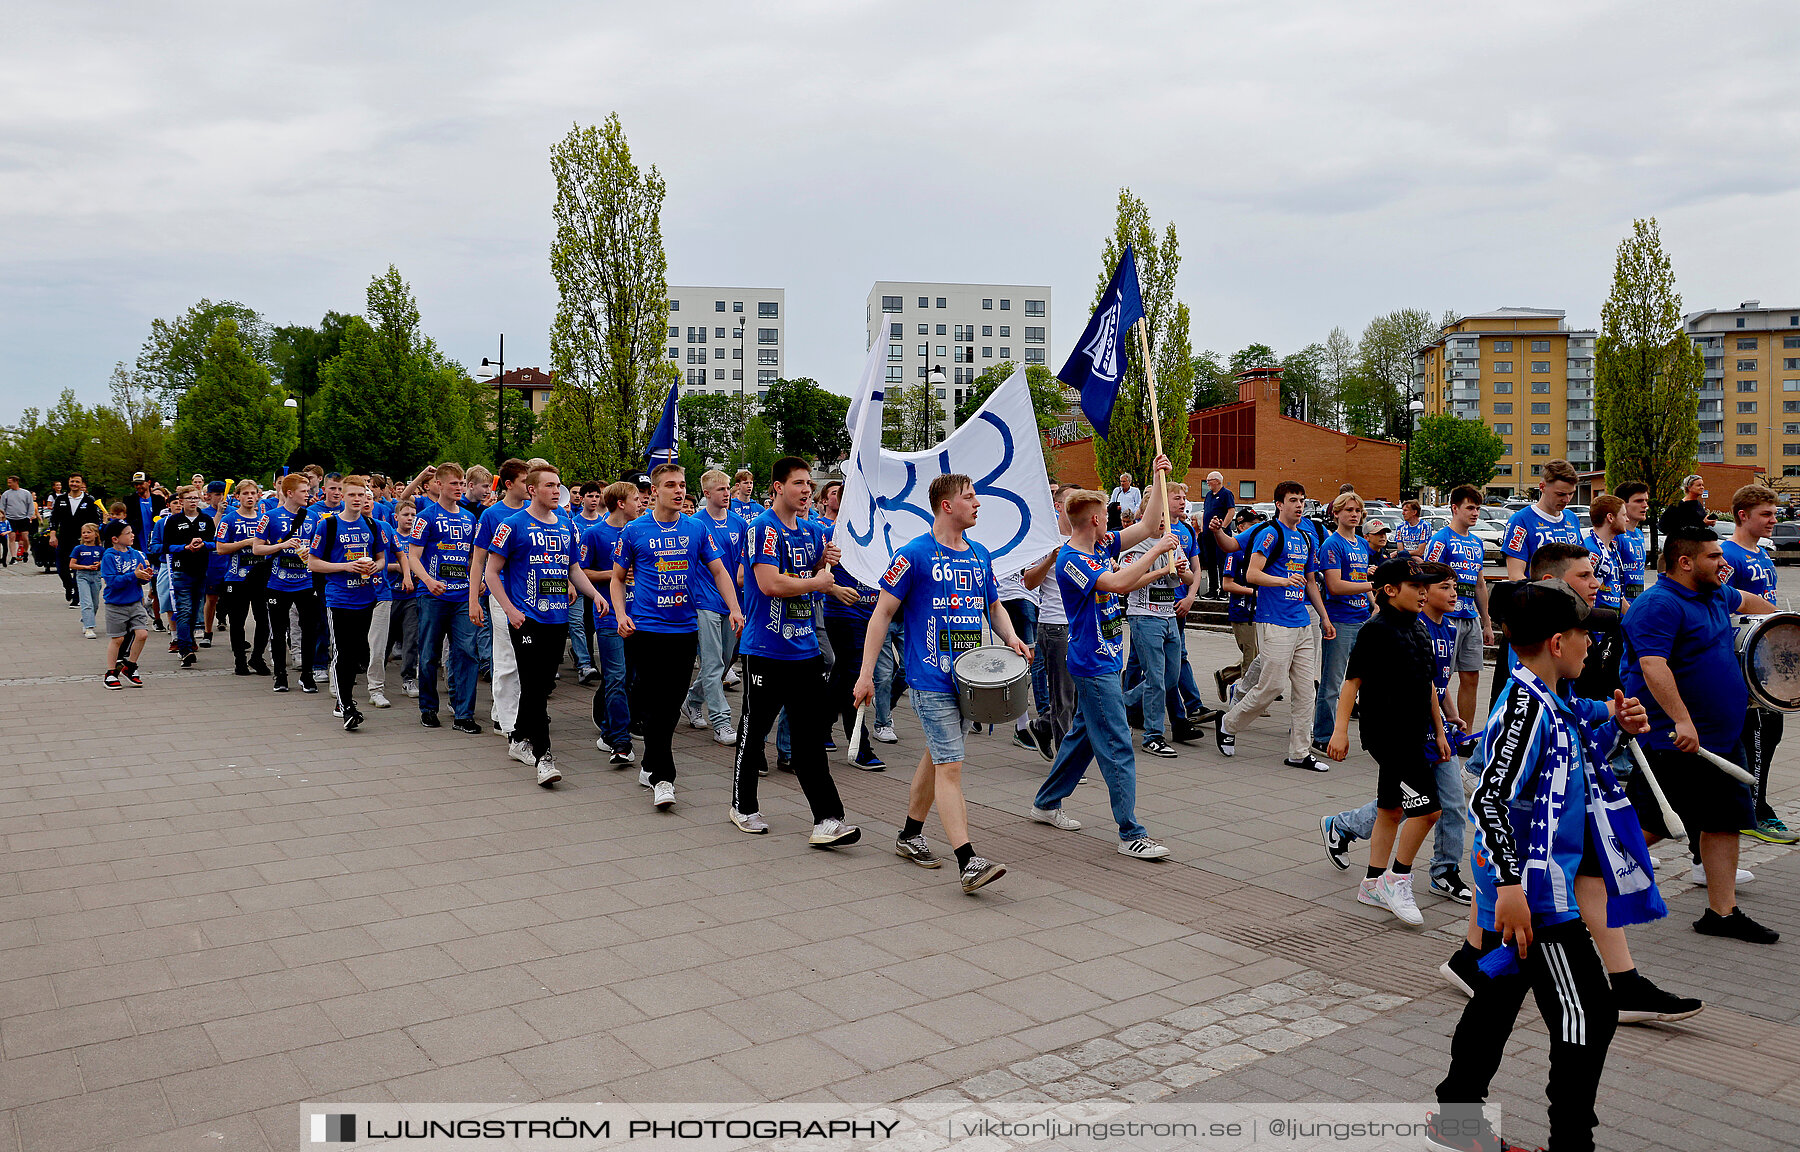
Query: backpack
1242 518 1317 607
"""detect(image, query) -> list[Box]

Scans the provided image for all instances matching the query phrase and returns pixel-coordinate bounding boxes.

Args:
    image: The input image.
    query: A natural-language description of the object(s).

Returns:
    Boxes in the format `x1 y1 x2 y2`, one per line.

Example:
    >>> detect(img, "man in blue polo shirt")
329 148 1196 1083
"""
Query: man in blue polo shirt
1622 527 1778 944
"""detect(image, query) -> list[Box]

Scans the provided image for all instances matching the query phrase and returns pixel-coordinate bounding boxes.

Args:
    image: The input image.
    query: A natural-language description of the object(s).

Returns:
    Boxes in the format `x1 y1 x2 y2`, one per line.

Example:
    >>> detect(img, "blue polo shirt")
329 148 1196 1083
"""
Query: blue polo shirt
410 502 476 601
1621 578 1747 756
881 531 999 694
690 507 747 616
612 511 725 633
1582 529 1624 611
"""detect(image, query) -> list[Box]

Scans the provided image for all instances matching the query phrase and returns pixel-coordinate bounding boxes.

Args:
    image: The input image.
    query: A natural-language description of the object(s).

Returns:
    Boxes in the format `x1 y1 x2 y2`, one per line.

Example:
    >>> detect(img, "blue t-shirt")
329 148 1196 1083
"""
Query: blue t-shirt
311 513 385 610
823 519 879 623
1424 525 1486 620
1621 579 1747 756
1056 533 1126 678
257 505 315 593
1502 505 1584 569
742 510 827 660
730 498 762 522
410 502 477 602
375 520 410 602
71 543 103 572
1246 520 1318 628
690 507 747 616
880 531 998 695
489 508 580 626
579 519 626 634
473 501 528 593
1223 533 1254 624
216 507 262 582
1582 529 1624 611
101 547 150 605
1423 612 1456 698
1318 531 1372 624
1720 538 1778 601
1616 528 1647 601
1393 518 1432 555
613 511 725 633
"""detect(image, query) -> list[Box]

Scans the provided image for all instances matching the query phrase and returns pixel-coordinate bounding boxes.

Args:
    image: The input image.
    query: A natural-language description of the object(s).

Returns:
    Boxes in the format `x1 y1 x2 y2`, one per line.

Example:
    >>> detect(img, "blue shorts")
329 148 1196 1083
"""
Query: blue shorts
912 689 967 765
205 573 226 596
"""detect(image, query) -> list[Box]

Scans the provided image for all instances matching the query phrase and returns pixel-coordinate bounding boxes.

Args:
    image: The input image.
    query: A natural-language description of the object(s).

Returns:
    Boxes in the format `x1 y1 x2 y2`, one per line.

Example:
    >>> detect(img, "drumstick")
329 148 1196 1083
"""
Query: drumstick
1627 740 1686 841
848 705 866 764
1693 744 1758 786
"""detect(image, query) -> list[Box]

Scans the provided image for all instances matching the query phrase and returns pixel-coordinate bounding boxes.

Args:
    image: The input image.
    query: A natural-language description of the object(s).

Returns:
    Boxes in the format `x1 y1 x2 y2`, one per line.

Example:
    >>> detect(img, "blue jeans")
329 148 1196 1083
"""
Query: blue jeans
567 597 592 672
1329 754 1465 879
155 563 173 615
475 596 493 678
417 595 478 721
75 570 102 630
1123 615 1183 740
682 608 737 729
873 620 905 728
1034 673 1148 842
1312 616 1365 744
590 628 631 749
1176 626 1204 716
172 573 204 654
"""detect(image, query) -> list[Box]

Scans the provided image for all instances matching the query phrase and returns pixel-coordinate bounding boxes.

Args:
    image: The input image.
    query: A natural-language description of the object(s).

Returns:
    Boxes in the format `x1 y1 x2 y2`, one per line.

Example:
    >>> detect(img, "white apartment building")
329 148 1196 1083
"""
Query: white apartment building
667 286 786 401
864 282 1052 436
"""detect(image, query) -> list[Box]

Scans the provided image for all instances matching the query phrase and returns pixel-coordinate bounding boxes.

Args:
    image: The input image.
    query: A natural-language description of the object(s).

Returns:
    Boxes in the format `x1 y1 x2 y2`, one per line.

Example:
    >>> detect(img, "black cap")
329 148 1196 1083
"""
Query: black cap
101 521 129 543
1490 578 1601 646
1371 555 1430 587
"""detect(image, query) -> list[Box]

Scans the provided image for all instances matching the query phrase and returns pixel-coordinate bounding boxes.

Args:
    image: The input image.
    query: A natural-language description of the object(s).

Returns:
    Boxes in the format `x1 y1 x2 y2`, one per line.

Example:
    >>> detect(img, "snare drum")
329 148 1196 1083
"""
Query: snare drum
954 645 1032 725
1734 612 1800 712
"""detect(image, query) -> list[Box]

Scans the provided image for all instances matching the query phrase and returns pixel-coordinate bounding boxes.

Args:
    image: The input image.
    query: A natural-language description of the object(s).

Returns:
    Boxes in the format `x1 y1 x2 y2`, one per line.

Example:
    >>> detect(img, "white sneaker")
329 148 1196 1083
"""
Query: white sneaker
595 734 614 753
809 818 862 847
332 705 346 718
1118 837 1170 859
652 780 675 809
403 679 419 698
1689 864 1755 886
685 703 707 730
1030 806 1082 831
872 724 898 744
508 738 536 766
1378 872 1424 926
83 627 96 639
1356 877 1387 908
369 691 391 709
722 669 741 688
712 724 737 746
638 768 653 788
535 755 562 787
729 809 768 834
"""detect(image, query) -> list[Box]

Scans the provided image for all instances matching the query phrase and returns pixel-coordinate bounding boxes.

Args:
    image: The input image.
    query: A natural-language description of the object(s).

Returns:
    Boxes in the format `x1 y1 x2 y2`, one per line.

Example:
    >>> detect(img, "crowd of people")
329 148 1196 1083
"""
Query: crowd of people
13 448 1796 1152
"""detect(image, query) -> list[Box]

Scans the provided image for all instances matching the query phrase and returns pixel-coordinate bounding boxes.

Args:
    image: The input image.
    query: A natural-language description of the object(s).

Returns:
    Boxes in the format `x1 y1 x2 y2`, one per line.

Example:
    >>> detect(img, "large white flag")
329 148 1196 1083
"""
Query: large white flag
837 348 1062 589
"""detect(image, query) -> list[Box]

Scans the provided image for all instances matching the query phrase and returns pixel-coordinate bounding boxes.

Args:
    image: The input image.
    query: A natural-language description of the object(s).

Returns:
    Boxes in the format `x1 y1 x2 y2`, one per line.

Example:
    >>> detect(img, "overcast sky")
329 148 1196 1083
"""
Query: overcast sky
5 1 1798 425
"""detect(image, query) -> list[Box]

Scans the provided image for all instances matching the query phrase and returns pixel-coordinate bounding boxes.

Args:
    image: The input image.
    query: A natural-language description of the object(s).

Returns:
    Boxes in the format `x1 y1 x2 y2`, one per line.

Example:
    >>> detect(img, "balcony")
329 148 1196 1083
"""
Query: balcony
1566 450 1594 466
1698 385 1724 400
1566 367 1593 383
1699 448 1725 463
1566 385 1593 400
1450 402 1481 419
1449 385 1480 402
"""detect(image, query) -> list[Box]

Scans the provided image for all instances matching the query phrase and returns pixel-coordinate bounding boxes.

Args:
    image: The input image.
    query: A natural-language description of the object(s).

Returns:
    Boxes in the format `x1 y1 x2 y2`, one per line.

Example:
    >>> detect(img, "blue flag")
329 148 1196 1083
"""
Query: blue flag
645 380 678 467
1057 245 1145 440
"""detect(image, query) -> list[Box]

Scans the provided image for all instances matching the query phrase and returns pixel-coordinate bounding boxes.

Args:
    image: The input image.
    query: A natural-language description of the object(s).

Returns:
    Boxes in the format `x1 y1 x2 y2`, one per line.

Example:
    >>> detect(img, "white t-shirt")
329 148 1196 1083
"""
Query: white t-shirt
1032 549 1067 626
1123 542 1183 618
996 567 1038 605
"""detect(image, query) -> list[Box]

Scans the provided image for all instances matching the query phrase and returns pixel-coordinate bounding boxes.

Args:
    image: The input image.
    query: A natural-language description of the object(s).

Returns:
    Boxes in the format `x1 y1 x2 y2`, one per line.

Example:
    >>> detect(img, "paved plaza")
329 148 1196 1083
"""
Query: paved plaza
3 561 1800 1151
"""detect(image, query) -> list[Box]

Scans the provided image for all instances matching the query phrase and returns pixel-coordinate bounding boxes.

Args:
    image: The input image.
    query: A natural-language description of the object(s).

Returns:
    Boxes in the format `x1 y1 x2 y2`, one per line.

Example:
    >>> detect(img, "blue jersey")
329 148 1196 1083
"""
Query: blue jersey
822 519 879 623
1393 518 1432 555
1582 529 1624 611
613 511 724 633
1317 531 1371 624
1424 526 1486 620
1223 534 1255 624
489 508 579 625
1621 579 1747 756
690 507 747 616
100 547 150 605
1245 520 1318 628
311 513 385 610
409 502 476 601
1423 612 1456 698
1720 537 1778 602
374 520 410 602
742 510 827 660
200 506 231 580
473 501 527 593
216 507 263 582
579 519 625 634
257 505 314 593
1616 527 1647 601
1502 505 1583 569
1056 533 1125 678
880 531 998 695
730 498 762 522
70 543 103 571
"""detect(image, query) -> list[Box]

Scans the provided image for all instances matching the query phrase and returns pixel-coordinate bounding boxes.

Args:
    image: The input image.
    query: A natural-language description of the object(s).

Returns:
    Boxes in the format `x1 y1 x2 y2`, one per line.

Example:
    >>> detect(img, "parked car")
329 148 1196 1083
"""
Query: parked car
1773 521 1800 565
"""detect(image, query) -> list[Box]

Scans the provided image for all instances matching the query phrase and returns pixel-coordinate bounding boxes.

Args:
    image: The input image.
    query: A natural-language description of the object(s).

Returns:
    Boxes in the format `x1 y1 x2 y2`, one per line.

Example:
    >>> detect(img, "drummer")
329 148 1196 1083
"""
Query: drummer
1621 526 1779 944
854 472 1032 894
1721 484 1798 845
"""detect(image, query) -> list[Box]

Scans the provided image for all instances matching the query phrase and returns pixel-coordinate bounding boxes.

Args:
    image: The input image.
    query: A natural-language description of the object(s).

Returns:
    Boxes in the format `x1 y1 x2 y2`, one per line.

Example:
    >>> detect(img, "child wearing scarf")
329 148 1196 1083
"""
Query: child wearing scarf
1430 579 1656 1152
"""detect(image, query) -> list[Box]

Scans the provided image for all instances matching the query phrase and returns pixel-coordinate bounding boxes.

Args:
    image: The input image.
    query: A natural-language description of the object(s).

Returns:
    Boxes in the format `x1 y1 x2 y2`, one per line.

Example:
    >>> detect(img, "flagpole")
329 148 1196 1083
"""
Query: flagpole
1134 318 1174 533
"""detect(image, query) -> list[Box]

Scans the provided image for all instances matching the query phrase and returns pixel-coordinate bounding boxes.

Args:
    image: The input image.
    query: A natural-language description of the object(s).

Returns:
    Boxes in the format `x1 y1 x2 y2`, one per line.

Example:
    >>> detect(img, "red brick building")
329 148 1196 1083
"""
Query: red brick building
1051 367 1406 502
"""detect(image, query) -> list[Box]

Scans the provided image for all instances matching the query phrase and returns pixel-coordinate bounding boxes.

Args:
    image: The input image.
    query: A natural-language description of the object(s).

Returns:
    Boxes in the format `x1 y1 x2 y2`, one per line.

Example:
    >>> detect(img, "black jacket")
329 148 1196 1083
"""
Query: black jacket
49 492 102 544
159 512 217 577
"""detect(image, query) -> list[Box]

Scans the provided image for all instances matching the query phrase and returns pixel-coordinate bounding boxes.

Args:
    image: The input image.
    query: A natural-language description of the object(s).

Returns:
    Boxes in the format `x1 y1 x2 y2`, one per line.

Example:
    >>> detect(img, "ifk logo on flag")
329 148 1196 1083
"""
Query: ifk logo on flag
311 1113 355 1143
1079 299 1122 383
1057 244 1145 440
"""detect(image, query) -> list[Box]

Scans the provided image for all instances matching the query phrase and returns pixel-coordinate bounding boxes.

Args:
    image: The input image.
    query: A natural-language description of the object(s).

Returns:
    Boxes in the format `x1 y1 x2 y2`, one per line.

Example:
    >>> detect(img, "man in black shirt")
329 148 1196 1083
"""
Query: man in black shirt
48 473 103 605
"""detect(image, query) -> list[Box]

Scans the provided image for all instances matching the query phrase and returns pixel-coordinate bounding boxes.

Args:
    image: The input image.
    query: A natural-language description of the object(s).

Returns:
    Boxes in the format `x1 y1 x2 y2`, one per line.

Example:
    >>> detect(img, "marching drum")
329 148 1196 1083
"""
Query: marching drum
954 645 1033 725
1734 612 1800 713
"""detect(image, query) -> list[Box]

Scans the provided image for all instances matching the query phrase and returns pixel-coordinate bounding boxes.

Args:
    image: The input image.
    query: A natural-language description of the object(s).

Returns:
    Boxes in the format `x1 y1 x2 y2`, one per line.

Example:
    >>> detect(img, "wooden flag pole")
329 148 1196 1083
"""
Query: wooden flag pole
1134 318 1174 535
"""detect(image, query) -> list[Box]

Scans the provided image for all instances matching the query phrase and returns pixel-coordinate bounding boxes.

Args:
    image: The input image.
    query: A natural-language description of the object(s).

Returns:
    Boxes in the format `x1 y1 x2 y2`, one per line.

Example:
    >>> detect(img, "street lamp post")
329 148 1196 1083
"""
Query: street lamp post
923 365 947 451
283 396 302 465
1402 396 1425 499
481 335 505 468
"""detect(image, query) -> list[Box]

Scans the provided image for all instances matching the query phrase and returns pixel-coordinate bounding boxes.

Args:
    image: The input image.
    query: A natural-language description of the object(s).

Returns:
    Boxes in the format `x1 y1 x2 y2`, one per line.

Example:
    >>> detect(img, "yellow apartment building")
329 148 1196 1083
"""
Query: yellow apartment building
1684 301 1800 492
1414 307 1596 499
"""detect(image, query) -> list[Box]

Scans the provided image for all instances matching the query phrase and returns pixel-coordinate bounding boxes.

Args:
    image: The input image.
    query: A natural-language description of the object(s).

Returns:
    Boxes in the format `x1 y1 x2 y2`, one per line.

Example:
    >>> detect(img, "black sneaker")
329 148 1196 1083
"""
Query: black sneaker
273 681 290 693
1310 739 1331 756
1319 813 1352 870
1213 668 1228 703
609 749 633 768
1430 869 1473 904
1012 730 1036 752
451 718 482 734
299 678 318 694
343 708 364 732
419 712 440 727
1215 720 1236 758
1423 1110 1525 1151
180 652 197 667
776 756 792 773
103 669 123 691
1283 753 1329 772
1438 944 1485 999
1613 972 1704 1024
1029 718 1055 763
1169 718 1201 745
199 632 212 649
852 751 886 771
1694 907 1780 944
234 663 251 676
248 658 270 676
151 618 167 632
1142 737 1178 758
122 662 142 687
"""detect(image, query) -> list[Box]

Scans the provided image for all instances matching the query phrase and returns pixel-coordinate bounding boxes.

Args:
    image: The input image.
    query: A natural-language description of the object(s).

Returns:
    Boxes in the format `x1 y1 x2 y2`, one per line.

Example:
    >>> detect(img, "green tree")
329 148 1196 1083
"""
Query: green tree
741 415 776 489
136 300 272 405
1189 350 1235 411
954 362 1069 431
1 389 96 493
760 377 851 464
882 380 947 452
1316 326 1359 431
677 393 750 468
1597 218 1702 537
1229 343 1278 374
545 115 678 482
83 365 169 497
309 317 434 475
1088 190 1195 485
1409 413 1505 494
170 319 297 482
270 312 354 401
1352 308 1437 440
1278 345 1331 424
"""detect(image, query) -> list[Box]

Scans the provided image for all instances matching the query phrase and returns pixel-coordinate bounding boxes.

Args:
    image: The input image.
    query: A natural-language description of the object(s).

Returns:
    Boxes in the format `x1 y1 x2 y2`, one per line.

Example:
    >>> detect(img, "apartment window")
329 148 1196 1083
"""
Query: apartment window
758 328 778 344
1739 380 1759 392
1000 299 1011 310
1024 327 1045 343
714 368 725 380
882 296 902 312
757 349 778 365
888 323 902 338
668 347 678 359
1739 359 1759 371
1531 381 1550 393
1788 359 1800 370
953 347 966 363
918 366 927 378
953 325 966 341
1787 445 1800 457
1238 481 1255 499
1494 402 1513 414
886 365 903 383
731 369 743 382
667 325 678 338
713 347 724 360
686 349 702 365
936 345 947 357
1531 361 1551 374
1738 318 1747 327
1025 300 1045 316
888 344 903 361
1493 361 1513 373
1531 444 1550 456
1493 423 1513 436
1786 423 1800 435
757 370 778 384
1787 400 1800 413
934 388 946 399
1494 341 1513 352
1531 464 1544 476
1531 340 1550 353
1025 349 1046 365
1787 380 1800 392
714 301 725 312
1738 338 1758 350
1740 401 1758 413
711 327 725 338
732 302 744 314
998 326 1011 338
1493 381 1513 394
732 347 742 360
1786 337 1800 348
758 302 777 318
916 345 928 358
668 299 680 311
936 297 947 309
1531 423 1550 435
936 324 947 336
917 324 928 335
1738 444 1759 456
982 298 993 310
1531 402 1551 414
982 325 992 337
999 347 1010 359
1700 400 1723 413
915 296 928 308
1500 444 1513 455
1739 422 1759 435
1496 464 1514 476
1786 466 1800 476
982 347 992 358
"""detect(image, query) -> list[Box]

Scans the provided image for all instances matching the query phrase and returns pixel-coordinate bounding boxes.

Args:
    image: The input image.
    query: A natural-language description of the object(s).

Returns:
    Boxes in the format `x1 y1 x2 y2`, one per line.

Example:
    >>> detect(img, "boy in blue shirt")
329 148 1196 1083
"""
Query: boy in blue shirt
216 480 270 676
1719 484 1796 846
255 473 323 695
408 463 482 733
472 459 530 734
307 475 386 732
683 470 748 747
579 482 639 766
1493 458 1584 707
569 481 608 686
1424 485 1494 730
99 521 153 689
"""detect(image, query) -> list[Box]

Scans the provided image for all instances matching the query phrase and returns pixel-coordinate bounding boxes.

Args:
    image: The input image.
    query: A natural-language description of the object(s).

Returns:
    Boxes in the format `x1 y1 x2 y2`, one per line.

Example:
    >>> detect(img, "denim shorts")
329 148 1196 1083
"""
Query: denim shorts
912 689 967 765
